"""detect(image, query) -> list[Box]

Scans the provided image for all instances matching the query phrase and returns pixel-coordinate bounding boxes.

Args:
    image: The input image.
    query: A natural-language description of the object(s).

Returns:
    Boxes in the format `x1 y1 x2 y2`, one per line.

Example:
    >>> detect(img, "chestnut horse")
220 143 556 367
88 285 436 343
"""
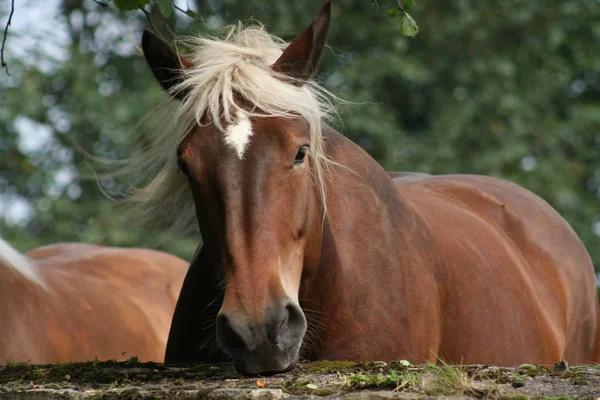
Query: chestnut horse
0 238 187 363
136 1 600 376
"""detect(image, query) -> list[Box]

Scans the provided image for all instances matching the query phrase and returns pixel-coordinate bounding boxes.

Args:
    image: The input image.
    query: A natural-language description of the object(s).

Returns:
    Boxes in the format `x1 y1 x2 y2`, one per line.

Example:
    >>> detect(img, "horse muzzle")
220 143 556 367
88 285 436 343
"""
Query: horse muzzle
215 299 307 376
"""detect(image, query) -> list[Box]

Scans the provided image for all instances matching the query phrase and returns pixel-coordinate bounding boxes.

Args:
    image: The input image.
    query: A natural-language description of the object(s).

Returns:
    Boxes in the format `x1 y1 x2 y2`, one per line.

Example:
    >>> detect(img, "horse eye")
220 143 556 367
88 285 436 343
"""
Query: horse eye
177 159 192 181
294 146 309 165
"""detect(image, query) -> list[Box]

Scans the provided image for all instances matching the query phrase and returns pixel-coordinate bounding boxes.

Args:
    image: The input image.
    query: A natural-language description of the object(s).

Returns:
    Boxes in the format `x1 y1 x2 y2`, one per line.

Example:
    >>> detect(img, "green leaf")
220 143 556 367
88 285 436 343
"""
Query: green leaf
185 9 201 19
398 12 419 37
112 0 151 11
306 384 318 389
156 0 173 17
387 8 400 19
403 0 416 10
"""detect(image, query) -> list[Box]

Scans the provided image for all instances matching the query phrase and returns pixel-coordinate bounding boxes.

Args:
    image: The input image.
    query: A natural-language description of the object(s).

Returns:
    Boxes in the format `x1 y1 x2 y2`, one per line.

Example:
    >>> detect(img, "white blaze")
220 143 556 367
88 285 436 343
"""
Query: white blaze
224 112 253 159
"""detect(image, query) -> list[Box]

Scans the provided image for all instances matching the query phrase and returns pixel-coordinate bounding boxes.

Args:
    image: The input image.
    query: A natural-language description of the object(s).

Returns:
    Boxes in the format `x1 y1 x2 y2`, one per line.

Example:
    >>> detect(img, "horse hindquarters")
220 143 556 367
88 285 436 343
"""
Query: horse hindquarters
165 245 226 363
396 175 598 365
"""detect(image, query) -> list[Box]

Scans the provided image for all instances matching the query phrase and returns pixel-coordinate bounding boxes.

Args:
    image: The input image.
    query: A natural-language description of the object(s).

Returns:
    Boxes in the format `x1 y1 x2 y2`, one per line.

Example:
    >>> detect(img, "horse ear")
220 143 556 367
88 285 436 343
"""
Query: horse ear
141 29 193 100
271 0 332 83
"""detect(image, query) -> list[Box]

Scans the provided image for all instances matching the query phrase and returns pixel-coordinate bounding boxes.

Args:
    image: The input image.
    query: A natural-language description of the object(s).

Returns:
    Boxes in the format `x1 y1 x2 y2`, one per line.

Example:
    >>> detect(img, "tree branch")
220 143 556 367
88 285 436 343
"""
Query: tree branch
138 5 158 32
170 1 187 14
1 0 15 75
90 0 109 7
168 0 205 23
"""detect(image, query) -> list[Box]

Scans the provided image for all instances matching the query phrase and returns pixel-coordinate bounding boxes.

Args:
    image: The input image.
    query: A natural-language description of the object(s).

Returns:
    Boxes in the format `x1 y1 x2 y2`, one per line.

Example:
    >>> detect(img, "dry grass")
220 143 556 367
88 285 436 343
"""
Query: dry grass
424 361 494 397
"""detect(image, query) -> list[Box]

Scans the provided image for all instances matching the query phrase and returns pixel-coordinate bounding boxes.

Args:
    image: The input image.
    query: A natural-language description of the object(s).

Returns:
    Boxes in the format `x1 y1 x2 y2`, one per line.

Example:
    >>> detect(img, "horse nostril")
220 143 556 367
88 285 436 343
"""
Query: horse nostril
216 313 250 355
268 301 306 345
278 311 289 332
216 302 306 375
285 302 305 328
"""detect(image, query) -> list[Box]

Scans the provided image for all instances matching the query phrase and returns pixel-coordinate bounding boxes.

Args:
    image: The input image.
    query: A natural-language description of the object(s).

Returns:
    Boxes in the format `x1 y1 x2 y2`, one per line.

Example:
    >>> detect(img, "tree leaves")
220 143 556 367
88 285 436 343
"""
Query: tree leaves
398 12 418 37
388 0 419 38
110 0 202 22
402 0 416 10
186 9 200 20
156 0 172 17
2 0 599 275
110 1 418 37
112 0 151 11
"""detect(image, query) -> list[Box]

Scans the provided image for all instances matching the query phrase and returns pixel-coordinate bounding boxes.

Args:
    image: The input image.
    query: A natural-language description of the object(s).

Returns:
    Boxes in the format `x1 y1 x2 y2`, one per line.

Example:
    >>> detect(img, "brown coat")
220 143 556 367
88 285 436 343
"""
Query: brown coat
1 243 187 363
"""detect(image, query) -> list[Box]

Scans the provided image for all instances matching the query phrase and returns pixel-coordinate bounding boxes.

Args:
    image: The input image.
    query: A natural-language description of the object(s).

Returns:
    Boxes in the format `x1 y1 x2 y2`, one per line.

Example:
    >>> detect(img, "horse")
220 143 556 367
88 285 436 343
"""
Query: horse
0 237 187 363
135 0 600 376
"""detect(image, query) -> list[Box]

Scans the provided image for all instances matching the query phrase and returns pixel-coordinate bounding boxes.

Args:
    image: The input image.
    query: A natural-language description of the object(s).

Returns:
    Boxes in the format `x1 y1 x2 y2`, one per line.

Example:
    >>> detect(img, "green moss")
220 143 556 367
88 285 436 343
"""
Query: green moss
551 369 587 380
473 368 504 382
571 377 587 385
297 361 357 374
516 364 540 377
1 361 599 398
44 383 67 389
89 387 143 400
345 369 421 393
3 358 29 369
356 361 389 371
347 371 396 390
0 361 237 386
270 376 343 396
510 376 526 388
389 360 412 369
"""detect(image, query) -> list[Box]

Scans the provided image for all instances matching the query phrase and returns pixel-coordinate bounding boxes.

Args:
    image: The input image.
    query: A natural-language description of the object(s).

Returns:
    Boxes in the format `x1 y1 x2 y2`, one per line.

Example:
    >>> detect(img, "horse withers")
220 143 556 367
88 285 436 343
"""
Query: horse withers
0 238 187 363
136 1 600 376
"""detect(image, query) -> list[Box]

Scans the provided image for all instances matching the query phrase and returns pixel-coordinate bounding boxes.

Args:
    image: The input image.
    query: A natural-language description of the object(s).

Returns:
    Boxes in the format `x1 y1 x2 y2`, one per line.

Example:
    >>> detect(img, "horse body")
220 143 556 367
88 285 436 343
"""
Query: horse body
137 1 600 375
0 241 187 363
297 128 599 365
164 126 600 370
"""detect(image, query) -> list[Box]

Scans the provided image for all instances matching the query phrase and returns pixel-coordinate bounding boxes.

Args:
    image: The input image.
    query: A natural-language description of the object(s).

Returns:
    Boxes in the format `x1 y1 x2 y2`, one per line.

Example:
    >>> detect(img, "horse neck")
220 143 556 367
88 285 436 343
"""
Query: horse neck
319 125 411 235
302 125 415 291
300 127 438 359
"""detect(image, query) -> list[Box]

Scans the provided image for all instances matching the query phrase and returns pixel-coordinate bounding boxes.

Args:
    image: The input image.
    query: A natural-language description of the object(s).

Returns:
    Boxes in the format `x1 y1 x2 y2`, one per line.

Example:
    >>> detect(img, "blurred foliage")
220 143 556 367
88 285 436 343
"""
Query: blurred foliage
112 0 151 11
0 0 599 273
109 0 419 37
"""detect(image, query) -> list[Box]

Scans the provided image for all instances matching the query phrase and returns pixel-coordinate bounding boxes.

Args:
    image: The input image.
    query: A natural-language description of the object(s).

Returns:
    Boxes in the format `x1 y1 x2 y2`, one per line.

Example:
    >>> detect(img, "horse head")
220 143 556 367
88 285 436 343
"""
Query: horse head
141 1 333 375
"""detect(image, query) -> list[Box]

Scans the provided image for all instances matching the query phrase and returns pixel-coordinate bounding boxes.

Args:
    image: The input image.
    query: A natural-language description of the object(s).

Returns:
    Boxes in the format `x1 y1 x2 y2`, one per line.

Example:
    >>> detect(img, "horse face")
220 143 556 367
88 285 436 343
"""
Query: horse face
142 1 332 376
178 113 318 375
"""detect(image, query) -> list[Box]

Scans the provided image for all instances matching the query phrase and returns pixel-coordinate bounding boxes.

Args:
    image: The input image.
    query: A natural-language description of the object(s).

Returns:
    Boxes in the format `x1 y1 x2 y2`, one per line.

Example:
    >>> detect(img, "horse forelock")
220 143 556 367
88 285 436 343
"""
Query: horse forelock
127 23 343 231
0 238 46 288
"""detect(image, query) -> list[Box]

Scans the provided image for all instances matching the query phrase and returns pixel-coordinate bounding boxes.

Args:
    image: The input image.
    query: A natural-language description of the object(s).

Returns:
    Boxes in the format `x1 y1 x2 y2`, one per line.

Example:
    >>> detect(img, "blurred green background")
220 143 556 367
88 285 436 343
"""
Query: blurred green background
1 0 599 277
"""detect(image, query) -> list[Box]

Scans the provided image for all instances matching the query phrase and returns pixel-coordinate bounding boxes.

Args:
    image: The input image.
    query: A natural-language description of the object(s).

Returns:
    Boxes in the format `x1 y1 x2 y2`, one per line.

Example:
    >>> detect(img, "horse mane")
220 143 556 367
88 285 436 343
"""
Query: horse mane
0 237 45 288
125 23 342 231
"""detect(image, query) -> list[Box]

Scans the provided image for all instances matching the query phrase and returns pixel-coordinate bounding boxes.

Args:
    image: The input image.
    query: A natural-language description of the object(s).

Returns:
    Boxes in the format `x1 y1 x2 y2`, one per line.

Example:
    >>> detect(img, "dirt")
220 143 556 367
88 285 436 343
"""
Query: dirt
0 359 599 399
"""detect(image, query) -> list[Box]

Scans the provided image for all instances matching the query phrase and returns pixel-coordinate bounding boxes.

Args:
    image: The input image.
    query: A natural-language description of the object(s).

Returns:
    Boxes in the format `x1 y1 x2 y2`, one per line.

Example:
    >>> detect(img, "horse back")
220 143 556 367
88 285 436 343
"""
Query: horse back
391 173 598 364
3 244 187 363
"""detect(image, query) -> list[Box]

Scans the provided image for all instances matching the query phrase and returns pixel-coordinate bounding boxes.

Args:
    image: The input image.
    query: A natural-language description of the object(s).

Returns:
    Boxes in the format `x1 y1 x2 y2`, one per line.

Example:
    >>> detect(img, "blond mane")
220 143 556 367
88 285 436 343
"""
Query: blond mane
0 237 46 288
126 24 342 231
